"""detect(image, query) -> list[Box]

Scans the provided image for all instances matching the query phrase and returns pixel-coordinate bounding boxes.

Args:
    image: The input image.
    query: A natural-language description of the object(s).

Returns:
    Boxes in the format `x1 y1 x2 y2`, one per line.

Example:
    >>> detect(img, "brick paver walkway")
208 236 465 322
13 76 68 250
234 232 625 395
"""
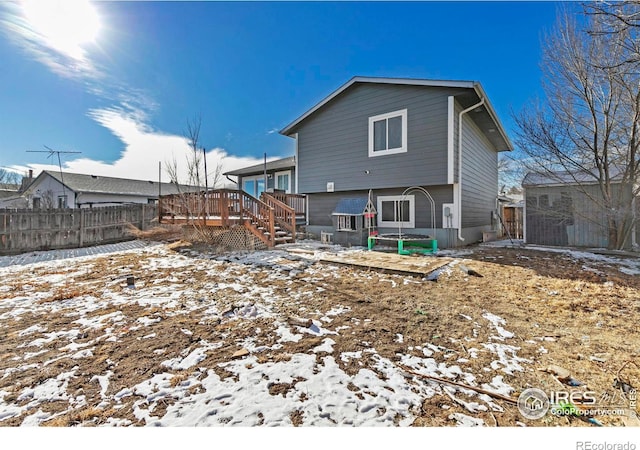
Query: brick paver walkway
0 240 160 268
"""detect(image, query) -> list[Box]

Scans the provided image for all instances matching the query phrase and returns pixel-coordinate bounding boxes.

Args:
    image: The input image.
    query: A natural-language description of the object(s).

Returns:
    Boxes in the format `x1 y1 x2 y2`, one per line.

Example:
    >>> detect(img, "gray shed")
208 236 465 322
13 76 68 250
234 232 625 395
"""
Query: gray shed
523 171 637 249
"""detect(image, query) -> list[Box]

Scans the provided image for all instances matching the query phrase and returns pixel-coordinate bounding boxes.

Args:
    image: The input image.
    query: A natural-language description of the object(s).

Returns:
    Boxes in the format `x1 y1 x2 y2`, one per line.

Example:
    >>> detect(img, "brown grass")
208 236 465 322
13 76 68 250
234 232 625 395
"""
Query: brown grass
1 243 638 427
125 224 183 242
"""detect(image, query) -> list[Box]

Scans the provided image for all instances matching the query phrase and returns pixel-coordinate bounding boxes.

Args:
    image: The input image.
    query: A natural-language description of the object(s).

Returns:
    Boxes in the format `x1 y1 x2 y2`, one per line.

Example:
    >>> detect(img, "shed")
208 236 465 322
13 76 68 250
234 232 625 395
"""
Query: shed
522 171 637 249
331 197 376 246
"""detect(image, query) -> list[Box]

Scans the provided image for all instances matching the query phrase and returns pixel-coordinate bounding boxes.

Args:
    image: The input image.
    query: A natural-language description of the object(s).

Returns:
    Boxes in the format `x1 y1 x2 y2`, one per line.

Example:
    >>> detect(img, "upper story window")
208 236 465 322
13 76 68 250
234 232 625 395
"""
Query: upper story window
368 109 407 157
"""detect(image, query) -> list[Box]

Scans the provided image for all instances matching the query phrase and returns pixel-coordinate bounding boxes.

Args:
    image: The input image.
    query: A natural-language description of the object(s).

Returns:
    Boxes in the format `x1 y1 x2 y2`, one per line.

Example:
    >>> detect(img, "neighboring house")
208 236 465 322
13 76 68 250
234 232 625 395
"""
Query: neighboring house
0 170 34 208
279 76 513 247
20 170 195 209
223 156 296 198
522 171 638 249
0 183 24 209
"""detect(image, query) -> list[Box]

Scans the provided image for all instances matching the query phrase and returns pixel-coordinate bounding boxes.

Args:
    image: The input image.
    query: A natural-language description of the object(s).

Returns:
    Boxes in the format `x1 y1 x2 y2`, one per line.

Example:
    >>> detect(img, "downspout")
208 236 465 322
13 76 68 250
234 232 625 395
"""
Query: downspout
457 97 485 242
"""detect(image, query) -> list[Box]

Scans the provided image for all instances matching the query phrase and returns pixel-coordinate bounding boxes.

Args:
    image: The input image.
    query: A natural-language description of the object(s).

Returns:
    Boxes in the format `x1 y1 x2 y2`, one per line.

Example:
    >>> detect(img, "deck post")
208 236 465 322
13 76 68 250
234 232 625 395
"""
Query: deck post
221 191 228 226
269 208 275 247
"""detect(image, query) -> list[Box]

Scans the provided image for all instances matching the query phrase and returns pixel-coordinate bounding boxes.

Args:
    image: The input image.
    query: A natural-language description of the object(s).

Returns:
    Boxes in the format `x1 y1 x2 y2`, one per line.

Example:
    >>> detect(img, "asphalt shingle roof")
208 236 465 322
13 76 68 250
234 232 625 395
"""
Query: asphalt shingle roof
44 171 196 197
223 157 295 177
332 197 369 215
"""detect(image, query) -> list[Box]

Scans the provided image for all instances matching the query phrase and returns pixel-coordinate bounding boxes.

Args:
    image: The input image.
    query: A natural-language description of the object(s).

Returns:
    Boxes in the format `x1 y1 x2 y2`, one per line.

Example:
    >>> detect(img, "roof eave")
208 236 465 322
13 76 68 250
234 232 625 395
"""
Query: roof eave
472 83 514 152
279 76 477 137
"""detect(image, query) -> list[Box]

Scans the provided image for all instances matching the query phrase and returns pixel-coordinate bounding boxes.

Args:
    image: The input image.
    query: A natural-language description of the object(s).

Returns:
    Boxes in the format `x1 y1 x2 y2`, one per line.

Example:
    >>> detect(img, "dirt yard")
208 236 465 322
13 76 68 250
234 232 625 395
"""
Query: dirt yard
0 240 638 427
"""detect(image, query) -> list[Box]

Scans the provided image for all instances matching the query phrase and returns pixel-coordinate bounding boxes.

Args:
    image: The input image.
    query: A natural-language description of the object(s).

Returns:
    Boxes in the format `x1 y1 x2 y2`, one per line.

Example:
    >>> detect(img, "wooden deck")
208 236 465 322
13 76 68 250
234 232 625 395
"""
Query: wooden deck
158 189 306 248
287 248 452 278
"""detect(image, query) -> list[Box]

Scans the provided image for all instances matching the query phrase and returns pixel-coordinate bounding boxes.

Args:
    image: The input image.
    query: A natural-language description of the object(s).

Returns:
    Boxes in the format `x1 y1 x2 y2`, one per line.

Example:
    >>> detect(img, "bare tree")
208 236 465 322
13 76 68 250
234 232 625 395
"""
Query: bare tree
40 189 55 210
0 168 20 185
162 115 225 241
498 153 525 194
585 1 640 67
513 5 640 249
165 115 225 190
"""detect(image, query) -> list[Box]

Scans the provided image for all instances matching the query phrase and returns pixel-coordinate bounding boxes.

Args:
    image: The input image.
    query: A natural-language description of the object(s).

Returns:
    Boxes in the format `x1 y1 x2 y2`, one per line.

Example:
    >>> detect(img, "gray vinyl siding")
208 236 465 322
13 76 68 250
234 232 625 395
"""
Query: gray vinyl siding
237 167 296 193
293 84 467 193
460 114 499 228
307 186 453 228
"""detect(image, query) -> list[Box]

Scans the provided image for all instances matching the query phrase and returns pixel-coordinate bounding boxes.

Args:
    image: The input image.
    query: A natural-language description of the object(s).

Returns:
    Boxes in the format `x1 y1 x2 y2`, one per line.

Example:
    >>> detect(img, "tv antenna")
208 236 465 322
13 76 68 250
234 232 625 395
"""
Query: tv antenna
26 146 81 207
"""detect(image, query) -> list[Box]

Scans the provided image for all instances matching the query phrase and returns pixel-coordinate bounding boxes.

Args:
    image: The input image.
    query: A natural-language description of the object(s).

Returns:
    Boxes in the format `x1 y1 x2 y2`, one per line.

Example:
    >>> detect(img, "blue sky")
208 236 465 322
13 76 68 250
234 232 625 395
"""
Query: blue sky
0 1 570 183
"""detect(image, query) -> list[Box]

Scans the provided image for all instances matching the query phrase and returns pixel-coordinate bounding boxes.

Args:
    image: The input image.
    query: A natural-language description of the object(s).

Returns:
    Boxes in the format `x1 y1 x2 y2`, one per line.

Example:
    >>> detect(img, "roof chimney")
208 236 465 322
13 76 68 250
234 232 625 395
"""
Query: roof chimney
28 169 33 179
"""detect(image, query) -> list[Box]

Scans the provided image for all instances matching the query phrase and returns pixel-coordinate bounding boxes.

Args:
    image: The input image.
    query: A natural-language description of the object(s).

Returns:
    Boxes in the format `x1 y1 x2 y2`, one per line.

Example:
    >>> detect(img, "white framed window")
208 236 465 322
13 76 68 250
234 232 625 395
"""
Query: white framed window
336 215 358 231
368 109 408 157
275 170 292 193
377 195 415 228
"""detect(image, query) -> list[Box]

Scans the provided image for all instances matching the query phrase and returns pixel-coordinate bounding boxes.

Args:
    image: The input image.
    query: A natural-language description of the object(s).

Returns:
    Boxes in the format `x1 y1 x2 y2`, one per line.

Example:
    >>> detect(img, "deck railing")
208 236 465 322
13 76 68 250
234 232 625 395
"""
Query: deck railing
159 189 277 247
261 192 296 239
268 192 306 217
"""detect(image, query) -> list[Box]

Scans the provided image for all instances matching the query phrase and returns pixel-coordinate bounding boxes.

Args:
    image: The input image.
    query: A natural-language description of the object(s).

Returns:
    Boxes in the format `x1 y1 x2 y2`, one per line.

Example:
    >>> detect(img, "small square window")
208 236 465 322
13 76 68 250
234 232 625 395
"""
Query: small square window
377 195 415 228
368 109 407 157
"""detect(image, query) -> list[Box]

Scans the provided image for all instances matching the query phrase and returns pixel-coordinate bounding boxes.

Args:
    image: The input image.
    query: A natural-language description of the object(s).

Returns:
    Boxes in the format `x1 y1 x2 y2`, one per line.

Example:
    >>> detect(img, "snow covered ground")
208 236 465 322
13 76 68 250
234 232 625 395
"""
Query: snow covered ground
479 239 640 275
2 240 639 450
0 242 534 428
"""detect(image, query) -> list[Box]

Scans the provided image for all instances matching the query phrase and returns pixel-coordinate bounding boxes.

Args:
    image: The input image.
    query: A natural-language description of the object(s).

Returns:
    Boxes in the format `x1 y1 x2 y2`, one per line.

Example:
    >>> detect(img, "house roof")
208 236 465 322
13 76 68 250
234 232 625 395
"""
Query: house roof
33 171 195 197
522 170 613 187
0 184 20 200
0 191 20 200
223 156 295 177
279 76 513 152
332 197 369 215
0 183 19 191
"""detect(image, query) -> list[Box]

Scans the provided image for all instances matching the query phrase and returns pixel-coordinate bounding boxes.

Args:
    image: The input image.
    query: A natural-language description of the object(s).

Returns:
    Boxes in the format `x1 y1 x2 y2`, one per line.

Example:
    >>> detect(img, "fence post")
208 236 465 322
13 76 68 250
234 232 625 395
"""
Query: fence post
79 208 85 247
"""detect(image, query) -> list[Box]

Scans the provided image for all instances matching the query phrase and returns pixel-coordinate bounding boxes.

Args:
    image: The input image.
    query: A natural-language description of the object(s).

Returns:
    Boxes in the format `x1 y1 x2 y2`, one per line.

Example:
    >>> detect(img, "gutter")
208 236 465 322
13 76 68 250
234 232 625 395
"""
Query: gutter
457 97 485 242
225 174 238 188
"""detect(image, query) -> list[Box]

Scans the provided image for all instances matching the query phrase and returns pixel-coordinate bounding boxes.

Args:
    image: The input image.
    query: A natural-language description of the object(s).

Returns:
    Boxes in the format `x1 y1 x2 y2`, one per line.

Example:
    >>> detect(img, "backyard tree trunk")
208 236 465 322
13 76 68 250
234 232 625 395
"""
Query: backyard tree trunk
163 115 225 242
513 4 640 250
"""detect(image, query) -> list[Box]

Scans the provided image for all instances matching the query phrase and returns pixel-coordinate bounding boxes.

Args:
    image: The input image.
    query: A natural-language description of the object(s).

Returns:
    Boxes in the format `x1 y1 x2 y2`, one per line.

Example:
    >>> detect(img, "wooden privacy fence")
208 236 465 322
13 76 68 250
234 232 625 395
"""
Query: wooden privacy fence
0 204 158 255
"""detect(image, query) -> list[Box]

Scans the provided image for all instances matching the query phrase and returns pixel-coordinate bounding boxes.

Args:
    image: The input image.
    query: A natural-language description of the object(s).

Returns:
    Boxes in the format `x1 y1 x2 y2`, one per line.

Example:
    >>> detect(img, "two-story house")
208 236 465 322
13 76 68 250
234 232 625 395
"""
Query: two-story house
279 76 513 247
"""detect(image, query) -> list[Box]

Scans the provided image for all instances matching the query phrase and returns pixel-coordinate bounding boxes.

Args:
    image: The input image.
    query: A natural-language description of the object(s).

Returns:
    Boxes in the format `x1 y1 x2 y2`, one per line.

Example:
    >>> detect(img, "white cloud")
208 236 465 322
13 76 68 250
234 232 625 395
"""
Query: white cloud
2 2 272 185
0 2 101 81
12 108 264 185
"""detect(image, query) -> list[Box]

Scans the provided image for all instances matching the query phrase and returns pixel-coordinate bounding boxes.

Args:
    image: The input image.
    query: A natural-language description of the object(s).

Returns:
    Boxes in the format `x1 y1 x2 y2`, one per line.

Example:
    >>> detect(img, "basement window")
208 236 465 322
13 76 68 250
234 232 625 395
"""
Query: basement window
377 195 415 228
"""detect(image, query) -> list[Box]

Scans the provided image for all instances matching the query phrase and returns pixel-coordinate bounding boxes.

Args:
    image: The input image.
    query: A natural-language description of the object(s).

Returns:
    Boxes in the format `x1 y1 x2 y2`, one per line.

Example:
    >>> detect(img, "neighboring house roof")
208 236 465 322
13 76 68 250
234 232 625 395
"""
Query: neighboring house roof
32 170 196 197
0 189 19 200
332 198 369 215
522 170 619 187
0 183 20 191
223 156 295 177
279 76 513 152
0 194 23 203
